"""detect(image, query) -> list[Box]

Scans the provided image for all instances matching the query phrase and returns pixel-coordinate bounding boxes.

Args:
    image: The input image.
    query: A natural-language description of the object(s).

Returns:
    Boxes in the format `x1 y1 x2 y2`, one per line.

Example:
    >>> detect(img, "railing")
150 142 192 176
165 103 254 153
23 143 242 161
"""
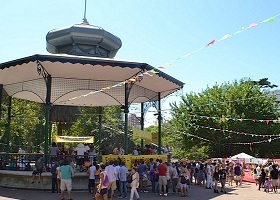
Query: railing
0 153 97 171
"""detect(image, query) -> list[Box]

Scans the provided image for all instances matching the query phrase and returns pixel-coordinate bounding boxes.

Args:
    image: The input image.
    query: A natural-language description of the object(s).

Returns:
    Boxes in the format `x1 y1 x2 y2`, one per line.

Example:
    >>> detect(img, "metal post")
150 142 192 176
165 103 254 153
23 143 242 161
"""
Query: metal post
98 106 102 163
157 93 162 154
124 83 129 155
0 84 3 117
48 108 52 147
44 75 52 156
5 96 12 153
140 103 144 151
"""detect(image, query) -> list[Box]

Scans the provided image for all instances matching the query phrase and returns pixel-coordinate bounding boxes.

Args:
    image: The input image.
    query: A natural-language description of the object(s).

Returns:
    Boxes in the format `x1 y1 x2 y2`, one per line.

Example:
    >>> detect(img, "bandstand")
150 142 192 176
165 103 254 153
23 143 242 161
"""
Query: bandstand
0 7 184 189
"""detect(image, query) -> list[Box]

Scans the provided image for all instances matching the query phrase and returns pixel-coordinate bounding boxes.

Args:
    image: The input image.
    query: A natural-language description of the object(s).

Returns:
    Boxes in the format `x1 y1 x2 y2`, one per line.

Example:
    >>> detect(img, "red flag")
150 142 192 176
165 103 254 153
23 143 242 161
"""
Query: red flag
206 39 215 47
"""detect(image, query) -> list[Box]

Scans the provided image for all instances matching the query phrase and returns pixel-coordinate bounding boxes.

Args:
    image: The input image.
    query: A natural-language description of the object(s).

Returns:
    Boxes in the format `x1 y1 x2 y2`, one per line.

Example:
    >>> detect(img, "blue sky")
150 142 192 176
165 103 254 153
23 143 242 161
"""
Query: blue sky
1 0 280 124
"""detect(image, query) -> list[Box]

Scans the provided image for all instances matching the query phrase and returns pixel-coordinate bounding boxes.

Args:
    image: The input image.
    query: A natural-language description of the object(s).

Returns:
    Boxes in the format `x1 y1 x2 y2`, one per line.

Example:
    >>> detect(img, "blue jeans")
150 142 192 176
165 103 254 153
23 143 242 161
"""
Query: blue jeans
119 181 127 197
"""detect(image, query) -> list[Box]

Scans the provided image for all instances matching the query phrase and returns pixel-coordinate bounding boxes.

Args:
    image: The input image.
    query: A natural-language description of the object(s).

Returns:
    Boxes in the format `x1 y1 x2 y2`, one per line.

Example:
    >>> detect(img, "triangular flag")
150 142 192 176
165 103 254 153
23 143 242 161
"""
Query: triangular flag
248 23 258 28
149 69 159 74
261 17 275 23
206 39 216 47
219 34 231 41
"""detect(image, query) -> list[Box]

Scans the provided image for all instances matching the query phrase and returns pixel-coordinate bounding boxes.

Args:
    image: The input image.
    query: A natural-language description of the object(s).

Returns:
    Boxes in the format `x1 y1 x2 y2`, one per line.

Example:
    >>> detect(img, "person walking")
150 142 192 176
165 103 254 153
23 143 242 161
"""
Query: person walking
157 159 168 196
118 162 128 198
129 167 140 200
87 162 98 195
269 164 279 193
59 159 75 200
95 164 109 200
105 161 117 200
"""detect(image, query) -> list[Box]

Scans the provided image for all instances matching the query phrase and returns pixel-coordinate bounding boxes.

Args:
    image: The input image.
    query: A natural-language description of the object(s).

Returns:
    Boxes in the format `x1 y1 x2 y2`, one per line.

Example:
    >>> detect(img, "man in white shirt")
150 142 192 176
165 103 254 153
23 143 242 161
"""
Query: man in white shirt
75 143 87 171
87 162 98 195
105 161 117 200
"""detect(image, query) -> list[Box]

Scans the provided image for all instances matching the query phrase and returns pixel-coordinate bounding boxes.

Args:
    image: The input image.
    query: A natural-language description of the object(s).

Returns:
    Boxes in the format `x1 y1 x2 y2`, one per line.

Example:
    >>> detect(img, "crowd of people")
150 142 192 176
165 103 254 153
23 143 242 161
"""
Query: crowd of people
36 155 280 200
24 143 280 200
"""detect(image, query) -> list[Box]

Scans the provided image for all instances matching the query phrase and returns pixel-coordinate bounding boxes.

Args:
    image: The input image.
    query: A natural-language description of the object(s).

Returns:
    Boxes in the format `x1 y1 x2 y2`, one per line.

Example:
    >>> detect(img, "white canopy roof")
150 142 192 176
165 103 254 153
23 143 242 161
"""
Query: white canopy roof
231 152 255 159
0 54 184 106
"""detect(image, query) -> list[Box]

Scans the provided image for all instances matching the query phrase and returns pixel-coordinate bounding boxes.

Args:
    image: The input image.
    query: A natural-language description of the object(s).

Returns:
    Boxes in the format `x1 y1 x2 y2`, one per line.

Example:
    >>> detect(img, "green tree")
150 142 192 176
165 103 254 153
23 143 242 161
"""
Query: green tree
168 79 280 159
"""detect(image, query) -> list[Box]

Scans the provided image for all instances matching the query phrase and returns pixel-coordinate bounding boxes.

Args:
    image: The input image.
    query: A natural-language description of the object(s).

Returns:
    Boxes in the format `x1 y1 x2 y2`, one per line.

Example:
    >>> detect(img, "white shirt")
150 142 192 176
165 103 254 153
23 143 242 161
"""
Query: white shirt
89 165 97 179
105 165 117 182
132 149 139 155
171 166 179 178
75 147 87 156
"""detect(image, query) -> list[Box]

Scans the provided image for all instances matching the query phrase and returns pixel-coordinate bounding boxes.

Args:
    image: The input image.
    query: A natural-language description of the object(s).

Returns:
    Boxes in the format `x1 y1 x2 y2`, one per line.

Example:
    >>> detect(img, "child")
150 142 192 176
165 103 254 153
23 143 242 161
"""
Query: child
264 177 272 193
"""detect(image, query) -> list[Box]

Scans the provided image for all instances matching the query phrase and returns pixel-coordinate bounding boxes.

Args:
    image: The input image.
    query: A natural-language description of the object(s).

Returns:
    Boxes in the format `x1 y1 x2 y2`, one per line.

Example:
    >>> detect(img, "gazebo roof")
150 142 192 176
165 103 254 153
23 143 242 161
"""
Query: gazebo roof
0 54 184 106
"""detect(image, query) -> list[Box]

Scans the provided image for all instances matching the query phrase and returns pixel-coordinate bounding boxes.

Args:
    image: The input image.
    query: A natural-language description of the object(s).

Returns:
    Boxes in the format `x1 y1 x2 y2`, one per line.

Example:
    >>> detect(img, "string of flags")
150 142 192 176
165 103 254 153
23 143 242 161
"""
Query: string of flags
187 122 280 137
177 131 216 143
56 71 150 104
182 113 280 124
157 13 280 69
54 12 279 105
176 130 280 145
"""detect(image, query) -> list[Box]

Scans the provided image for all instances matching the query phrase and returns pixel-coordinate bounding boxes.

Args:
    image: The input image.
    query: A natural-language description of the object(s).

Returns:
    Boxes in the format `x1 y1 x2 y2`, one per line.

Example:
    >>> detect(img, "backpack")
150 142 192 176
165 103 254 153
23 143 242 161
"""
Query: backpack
103 172 109 187
127 173 133 183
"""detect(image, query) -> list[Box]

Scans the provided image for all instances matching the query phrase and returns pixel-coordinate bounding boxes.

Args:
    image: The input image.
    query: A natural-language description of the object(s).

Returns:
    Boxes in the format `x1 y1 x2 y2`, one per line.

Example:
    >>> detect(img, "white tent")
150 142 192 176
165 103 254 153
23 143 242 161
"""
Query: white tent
231 152 255 159
230 152 255 163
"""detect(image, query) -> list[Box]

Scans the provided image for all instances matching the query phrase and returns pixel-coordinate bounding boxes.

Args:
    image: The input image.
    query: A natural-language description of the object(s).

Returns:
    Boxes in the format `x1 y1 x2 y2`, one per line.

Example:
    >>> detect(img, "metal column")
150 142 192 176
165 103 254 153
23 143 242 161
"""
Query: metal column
124 83 129 154
5 96 12 153
98 106 102 162
157 93 162 154
0 84 3 117
140 103 144 151
44 75 52 155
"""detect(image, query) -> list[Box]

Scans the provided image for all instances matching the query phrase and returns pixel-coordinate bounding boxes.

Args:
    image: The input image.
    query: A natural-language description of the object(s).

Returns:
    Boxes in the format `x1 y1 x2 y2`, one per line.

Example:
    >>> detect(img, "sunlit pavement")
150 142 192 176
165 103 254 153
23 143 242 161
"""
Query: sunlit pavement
0 182 279 200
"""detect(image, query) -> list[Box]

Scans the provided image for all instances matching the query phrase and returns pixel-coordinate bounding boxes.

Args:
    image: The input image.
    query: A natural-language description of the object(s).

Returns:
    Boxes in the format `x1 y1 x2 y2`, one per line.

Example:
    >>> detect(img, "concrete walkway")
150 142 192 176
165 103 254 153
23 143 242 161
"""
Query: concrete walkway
0 182 279 200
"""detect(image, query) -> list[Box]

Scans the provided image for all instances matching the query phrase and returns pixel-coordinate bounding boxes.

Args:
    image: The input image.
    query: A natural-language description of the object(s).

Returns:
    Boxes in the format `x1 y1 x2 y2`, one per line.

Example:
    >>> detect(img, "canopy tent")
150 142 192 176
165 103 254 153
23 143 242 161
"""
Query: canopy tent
231 152 255 159
230 152 256 163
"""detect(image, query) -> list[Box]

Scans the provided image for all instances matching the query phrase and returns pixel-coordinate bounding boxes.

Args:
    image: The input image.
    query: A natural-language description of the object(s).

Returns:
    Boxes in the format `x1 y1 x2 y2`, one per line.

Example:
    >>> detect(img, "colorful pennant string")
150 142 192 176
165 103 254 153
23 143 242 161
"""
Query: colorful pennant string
187 122 280 137
54 13 279 105
176 130 280 145
156 13 280 69
182 113 280 124
56 70 148 104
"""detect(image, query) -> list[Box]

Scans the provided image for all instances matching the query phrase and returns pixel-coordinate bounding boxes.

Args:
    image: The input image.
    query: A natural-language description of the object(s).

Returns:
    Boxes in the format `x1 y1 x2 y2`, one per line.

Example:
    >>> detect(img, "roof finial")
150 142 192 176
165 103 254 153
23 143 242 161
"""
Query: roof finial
82 0 89 24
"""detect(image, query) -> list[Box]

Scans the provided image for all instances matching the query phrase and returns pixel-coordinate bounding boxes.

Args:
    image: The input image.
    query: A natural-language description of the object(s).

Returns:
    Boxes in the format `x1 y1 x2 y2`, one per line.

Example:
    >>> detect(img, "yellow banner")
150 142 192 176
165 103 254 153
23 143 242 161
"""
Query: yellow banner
55 136 94 143
132 128 152 141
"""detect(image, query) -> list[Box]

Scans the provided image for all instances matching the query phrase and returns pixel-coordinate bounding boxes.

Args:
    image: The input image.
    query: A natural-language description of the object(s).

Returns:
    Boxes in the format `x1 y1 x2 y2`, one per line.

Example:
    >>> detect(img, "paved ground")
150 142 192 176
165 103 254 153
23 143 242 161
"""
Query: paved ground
0 182 279 200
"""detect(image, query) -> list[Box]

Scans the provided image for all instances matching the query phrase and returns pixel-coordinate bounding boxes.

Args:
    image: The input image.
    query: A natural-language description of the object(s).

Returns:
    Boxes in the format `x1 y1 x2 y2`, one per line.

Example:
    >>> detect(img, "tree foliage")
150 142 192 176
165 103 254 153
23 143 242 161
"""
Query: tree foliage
167 79 280 159
0 96 135 153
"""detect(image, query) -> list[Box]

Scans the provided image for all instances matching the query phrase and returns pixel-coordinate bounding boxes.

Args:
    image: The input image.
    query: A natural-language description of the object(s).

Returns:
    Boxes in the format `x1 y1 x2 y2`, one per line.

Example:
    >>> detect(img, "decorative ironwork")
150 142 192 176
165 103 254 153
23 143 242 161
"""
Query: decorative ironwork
124 71 145 109
36 60 49 83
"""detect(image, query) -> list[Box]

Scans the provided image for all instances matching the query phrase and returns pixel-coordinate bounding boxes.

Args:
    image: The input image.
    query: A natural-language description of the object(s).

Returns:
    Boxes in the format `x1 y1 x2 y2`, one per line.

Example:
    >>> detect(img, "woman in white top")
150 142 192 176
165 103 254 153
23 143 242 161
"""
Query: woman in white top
95 164 108 200
130 167 140 200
